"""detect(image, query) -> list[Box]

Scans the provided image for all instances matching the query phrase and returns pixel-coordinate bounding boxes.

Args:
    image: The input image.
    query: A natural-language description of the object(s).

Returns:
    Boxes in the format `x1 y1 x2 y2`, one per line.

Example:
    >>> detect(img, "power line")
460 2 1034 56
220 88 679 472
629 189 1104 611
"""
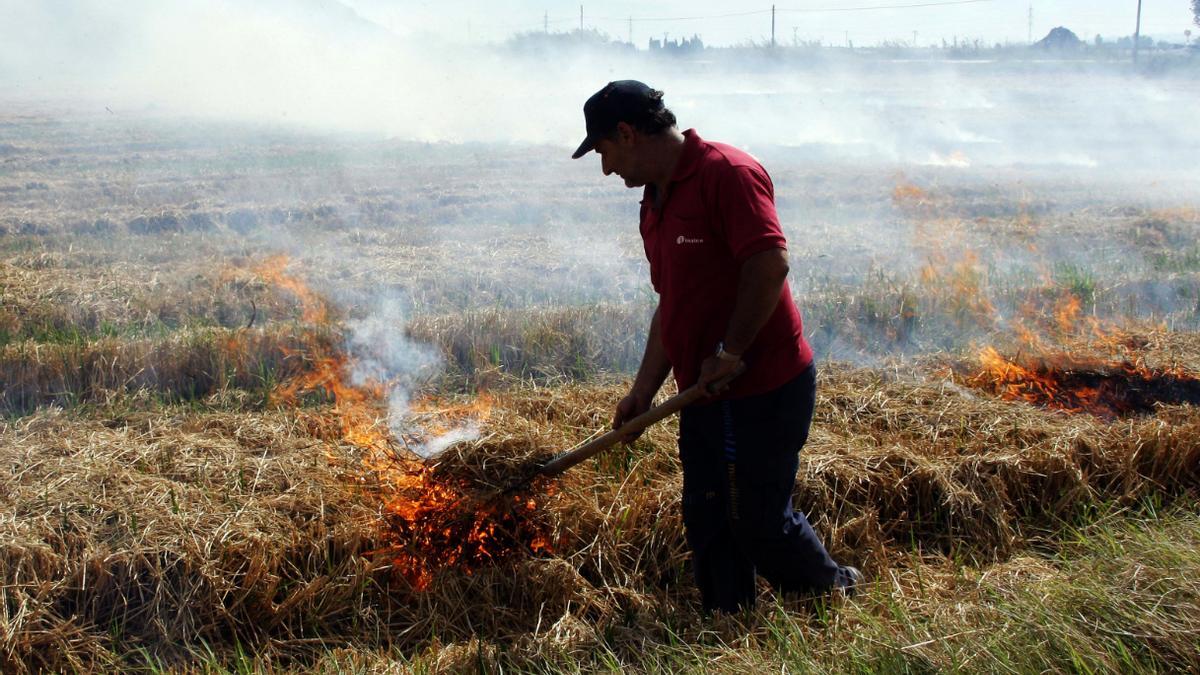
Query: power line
589 0 993 23
781 0 994 14
593 8 771 23
499 0 994 40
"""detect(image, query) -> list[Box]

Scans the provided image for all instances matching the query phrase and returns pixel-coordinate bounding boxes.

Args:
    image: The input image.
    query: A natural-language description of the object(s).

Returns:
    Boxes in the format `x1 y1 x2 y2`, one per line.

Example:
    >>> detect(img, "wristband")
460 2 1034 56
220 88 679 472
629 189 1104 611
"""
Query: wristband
715 341 741 363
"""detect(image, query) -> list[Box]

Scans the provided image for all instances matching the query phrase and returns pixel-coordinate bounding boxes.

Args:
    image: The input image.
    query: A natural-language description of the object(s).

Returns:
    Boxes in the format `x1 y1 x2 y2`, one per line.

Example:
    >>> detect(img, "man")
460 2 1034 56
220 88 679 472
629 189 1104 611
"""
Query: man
571 80 860 613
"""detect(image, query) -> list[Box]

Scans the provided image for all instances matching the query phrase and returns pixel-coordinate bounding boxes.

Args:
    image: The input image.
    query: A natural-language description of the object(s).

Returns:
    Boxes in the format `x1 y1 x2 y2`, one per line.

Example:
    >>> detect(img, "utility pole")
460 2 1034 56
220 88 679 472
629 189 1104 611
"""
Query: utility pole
544 10 548 34
771 5 776 48
579 5 583 32
629 16 633 45
793 26 798 47
1027 4 1033 44
913 30 918 47
1133 0 1143 62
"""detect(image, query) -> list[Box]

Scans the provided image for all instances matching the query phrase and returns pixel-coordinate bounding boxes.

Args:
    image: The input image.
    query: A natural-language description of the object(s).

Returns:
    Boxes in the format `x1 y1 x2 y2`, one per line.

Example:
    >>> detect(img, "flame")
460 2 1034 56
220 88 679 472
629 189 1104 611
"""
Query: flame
253 254 330 324
968 345 1200 419
244 255 552 590
408 393 494 438
890 182 1200 418
371 473 553 591
892 182 929 205
972 346 1100 414
919 249 996 327
1053 294 1082 334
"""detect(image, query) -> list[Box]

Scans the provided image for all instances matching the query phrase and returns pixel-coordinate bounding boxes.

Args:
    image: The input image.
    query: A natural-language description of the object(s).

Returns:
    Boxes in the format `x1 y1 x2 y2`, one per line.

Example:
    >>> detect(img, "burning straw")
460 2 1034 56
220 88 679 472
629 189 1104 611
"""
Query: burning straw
252 255 555 590
967 345 1200 418
952 285 1200 419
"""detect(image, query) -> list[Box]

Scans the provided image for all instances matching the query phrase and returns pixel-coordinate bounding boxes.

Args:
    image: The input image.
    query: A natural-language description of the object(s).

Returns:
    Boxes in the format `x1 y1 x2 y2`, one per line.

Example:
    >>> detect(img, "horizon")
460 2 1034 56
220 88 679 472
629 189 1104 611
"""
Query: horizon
346 0 1196 48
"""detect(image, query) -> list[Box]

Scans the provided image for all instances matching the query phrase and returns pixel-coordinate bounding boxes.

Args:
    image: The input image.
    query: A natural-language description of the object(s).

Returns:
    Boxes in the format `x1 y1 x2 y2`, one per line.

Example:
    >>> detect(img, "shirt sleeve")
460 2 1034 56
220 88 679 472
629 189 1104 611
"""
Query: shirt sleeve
715 165 787 263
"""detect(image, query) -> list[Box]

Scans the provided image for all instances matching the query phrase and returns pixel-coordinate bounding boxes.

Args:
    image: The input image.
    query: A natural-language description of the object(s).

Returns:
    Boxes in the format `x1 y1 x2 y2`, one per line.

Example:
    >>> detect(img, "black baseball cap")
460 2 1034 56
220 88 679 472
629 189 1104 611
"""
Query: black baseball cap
571 80 665 159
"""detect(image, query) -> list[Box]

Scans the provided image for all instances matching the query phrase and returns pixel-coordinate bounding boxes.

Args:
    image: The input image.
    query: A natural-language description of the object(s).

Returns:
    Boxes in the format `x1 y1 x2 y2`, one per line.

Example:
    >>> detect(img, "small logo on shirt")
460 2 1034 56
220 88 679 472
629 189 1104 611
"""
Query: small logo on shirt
676 235 705 245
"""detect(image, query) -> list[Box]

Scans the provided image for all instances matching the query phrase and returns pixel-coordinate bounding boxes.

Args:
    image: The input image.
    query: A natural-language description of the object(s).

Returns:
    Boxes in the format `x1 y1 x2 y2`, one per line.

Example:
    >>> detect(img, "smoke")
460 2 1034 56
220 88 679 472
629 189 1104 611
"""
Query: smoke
345 295 477 459
4 0 1199 371
3 0 1197 172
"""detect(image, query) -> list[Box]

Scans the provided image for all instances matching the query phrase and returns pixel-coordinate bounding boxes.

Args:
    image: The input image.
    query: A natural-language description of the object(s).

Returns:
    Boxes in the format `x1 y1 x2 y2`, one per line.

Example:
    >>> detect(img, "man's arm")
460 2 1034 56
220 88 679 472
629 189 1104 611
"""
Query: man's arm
613 303 672 440
697 247 790 390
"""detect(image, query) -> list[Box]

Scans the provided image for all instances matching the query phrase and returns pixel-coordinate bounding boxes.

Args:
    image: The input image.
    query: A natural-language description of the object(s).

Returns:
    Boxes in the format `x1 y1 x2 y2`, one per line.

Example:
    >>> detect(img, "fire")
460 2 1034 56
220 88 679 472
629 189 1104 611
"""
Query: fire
371 471 554 591
968 345 1200 419
889 179 1200 419
253 254 331 324
892 182 929 206
972 346 1101 413
919 249 997 327
1053 294 1082 335
407 393 494 439
965 286 1198 418
245 255 552 590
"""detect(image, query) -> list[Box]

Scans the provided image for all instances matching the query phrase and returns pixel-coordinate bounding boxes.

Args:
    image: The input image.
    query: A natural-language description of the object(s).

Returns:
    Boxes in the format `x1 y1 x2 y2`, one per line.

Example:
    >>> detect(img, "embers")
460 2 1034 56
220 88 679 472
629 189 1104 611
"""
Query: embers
370 467 554 591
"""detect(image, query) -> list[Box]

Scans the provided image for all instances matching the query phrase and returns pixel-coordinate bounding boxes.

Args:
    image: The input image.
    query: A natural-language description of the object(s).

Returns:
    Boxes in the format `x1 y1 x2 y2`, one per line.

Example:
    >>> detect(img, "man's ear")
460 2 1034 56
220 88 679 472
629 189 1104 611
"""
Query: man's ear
615 121 637 145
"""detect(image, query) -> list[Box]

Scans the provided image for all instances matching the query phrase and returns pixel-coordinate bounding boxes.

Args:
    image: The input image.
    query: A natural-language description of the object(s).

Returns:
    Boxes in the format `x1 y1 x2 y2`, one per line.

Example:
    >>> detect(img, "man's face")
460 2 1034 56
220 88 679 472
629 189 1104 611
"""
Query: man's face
593 123 647 189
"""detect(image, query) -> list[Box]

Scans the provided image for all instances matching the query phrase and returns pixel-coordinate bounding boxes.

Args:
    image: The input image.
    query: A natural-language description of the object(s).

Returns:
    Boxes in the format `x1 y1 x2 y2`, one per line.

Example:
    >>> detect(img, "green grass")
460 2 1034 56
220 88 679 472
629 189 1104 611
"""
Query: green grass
156 500 1199 673
1148 246 1200 274
476 501 1200 673
1053 262 1099 307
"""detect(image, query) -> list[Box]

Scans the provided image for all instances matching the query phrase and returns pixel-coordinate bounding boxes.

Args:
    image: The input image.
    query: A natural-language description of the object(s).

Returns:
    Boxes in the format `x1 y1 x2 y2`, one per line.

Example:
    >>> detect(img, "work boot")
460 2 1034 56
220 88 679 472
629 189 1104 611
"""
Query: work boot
836 565 863 598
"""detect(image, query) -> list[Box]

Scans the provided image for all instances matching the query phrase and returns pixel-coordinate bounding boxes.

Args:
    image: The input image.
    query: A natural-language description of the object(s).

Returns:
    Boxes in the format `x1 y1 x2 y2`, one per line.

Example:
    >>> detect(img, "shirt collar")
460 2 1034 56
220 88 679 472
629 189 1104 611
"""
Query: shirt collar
640 128 704 208
669 128 704 184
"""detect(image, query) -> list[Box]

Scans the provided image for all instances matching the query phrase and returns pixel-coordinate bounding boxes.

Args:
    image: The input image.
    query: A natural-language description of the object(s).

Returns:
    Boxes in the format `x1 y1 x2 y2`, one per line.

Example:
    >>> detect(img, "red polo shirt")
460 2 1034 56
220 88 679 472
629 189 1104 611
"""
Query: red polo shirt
640 129 813 399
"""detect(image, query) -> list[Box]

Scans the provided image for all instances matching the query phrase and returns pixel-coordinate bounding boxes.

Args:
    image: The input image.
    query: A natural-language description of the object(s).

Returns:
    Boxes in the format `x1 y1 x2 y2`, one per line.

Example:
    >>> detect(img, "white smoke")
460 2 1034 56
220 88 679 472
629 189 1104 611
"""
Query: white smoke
345 296 478 459
3 0 1197 171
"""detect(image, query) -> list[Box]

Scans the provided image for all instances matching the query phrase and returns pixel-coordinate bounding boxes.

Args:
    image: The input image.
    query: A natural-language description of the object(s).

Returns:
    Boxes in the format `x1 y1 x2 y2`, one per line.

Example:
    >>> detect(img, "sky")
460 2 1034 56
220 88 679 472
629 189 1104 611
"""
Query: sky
344 0 1197 47
1 0 1197 156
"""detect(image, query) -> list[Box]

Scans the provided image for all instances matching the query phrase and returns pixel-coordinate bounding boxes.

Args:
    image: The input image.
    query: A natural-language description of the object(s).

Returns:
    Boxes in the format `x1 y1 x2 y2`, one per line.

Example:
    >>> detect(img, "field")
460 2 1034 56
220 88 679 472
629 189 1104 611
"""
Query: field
3 100 1200 673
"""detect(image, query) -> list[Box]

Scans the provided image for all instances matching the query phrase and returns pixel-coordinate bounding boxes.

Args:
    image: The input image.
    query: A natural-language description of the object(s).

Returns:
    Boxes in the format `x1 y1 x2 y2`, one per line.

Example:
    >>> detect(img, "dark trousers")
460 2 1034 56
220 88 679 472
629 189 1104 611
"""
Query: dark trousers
678 366 850 612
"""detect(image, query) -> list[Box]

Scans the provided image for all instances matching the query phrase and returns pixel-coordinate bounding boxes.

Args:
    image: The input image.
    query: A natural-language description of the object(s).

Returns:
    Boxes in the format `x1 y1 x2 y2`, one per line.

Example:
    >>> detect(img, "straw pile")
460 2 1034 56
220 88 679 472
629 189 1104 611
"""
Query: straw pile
4 343 1198 670
0 405 375 671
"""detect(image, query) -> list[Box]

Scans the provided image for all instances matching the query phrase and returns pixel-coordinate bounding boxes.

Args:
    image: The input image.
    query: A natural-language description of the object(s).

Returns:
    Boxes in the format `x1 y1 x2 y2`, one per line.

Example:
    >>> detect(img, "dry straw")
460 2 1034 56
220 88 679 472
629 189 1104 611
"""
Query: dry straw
3 342 1199 670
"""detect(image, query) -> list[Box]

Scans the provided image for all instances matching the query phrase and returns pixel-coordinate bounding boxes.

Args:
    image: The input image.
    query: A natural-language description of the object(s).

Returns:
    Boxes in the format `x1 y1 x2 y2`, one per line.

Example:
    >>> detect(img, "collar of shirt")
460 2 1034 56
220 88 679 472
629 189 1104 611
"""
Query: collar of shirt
641 128 704 209
670 128 704 183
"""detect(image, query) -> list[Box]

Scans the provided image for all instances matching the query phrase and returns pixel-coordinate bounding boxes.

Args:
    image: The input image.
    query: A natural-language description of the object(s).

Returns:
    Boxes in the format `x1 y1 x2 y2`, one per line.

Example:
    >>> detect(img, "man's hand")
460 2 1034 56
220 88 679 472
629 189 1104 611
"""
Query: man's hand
612 389 654 444
697 354 744 398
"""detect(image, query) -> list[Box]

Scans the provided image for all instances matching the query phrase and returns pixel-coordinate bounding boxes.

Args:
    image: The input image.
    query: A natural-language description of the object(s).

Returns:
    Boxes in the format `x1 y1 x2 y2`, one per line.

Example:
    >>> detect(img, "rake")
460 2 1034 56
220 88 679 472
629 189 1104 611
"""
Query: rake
502 366 744 493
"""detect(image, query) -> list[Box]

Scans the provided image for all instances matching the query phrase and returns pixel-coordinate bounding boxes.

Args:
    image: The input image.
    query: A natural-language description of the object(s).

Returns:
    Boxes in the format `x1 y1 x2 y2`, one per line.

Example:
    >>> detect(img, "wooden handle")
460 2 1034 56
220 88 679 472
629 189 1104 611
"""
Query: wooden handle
537 366 743 478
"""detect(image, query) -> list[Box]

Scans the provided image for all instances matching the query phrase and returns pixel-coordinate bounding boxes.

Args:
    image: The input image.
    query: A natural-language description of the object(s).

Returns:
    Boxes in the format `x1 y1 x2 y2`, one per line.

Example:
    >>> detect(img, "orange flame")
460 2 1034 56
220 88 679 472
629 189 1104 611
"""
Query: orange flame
968 345 1200 419
408 393 494 439
892 182 929 206
971 346 1101 414
1053 294 1082 335
919 249 996 328
247 256 552 591
254 254 330 324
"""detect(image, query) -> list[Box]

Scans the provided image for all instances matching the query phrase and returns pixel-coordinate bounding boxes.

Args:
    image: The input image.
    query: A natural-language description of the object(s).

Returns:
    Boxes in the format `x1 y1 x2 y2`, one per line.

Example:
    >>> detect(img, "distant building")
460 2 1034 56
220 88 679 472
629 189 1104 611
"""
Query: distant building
649 34 704 54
